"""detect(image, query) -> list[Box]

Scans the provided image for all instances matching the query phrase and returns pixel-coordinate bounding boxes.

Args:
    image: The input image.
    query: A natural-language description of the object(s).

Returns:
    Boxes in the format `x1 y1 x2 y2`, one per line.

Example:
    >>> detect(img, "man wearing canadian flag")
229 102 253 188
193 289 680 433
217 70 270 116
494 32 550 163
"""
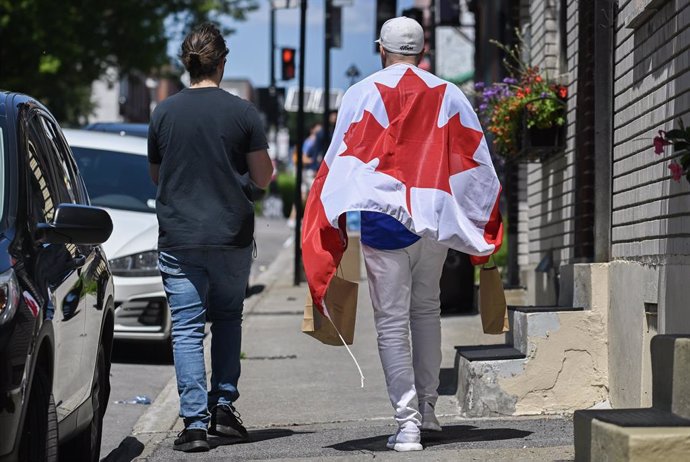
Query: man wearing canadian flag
302 16 503 452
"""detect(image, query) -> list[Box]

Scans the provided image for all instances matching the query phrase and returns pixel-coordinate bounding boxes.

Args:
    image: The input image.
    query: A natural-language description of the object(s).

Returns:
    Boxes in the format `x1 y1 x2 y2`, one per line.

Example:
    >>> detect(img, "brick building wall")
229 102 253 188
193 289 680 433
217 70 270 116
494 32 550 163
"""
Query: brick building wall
611 1 690 259
516 0 690 406
519 0 578 302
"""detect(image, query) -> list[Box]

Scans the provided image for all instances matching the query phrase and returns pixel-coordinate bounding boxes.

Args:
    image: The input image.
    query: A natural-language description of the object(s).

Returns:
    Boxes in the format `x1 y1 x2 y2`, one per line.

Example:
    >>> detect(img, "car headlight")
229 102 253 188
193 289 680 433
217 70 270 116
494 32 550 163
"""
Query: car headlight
109 251 159 277
0 269 20 325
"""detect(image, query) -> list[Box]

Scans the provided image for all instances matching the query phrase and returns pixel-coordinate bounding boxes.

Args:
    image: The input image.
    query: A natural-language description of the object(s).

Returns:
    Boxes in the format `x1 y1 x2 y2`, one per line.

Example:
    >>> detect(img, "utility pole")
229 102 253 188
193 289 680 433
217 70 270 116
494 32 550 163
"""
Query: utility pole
294 0 307 286
269 5 277 146
323 0 332 141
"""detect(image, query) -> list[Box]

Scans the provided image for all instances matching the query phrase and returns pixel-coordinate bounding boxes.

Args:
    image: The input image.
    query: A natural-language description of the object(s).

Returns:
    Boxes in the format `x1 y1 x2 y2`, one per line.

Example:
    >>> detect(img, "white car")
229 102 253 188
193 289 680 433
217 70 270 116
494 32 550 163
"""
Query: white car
63 129 171 342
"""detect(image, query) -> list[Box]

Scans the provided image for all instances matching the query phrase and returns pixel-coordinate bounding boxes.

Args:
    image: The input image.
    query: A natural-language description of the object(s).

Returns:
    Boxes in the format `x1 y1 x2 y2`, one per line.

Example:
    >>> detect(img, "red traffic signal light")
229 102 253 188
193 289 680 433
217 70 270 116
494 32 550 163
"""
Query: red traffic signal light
281 47 296 81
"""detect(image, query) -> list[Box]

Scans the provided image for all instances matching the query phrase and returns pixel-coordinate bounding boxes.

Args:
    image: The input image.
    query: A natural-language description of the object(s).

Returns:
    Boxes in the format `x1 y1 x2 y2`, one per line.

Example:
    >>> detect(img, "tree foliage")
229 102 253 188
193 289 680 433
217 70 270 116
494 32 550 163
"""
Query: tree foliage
0 0 258 124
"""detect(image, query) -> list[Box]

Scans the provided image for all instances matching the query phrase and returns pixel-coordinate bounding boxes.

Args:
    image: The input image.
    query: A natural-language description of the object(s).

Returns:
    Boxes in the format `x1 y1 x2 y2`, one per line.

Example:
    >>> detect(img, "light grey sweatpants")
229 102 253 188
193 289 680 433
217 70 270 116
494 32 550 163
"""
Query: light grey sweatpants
361 238 448 428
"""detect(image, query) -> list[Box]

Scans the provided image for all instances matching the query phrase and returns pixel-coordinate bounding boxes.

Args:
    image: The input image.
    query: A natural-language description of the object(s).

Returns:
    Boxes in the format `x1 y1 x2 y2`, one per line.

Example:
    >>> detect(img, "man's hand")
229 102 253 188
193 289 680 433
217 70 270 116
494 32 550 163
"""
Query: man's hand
149 163 160 186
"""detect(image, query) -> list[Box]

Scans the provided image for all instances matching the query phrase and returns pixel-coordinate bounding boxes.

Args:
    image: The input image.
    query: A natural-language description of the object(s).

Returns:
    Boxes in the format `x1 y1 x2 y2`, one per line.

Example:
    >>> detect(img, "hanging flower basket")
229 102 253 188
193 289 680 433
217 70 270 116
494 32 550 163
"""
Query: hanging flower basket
516 111 566 162
473 32 567 163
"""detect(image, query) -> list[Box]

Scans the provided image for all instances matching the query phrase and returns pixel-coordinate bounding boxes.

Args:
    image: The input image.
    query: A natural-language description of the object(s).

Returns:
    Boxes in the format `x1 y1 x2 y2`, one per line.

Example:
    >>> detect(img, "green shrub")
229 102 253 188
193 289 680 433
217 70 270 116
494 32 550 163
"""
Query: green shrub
276 172 296 218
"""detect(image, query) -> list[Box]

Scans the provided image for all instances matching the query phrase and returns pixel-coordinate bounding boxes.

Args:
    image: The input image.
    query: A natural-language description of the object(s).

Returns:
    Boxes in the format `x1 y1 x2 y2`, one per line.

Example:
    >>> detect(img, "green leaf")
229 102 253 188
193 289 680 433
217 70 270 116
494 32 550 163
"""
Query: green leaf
665 129 685 139
680 152 690 169
38 55 61 74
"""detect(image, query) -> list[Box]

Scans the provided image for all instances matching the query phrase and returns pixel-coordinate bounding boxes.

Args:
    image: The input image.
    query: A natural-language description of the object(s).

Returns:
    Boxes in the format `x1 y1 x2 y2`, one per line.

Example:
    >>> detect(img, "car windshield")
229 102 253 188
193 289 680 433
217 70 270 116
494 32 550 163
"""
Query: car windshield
71 146 156 213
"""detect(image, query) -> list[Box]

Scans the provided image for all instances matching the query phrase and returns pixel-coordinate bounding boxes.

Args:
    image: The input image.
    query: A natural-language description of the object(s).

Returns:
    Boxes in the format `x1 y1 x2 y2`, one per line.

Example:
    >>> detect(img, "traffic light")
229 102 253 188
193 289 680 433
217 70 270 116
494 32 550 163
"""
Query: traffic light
281 47 296 81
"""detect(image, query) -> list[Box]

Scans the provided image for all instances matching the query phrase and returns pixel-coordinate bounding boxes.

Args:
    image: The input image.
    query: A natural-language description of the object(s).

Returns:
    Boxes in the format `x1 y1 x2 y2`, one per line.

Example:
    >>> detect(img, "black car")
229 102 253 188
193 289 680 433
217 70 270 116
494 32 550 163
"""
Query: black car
0 92 115 461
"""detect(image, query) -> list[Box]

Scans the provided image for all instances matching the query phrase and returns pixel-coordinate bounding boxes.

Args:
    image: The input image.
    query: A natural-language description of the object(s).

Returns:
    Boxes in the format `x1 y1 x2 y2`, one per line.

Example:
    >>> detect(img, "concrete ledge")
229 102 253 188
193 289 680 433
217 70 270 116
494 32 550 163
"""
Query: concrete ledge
456 345 525 361
575 418 690 462
574 408 690 461
651 335 690 419
457 306 608 417
457 355 522 417
508 305 584 313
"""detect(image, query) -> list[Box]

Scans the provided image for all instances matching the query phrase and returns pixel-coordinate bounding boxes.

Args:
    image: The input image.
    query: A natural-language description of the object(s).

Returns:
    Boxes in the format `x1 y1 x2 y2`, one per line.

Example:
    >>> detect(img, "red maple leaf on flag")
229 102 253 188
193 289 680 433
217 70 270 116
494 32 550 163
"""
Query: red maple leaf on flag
339 68 484 213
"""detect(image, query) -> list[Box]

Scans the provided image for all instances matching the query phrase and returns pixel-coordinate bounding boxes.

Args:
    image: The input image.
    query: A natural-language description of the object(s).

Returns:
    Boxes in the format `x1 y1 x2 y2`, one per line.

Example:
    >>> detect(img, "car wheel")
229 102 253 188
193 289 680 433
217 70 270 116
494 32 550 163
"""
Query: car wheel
60 344 106 462
19 366 58 462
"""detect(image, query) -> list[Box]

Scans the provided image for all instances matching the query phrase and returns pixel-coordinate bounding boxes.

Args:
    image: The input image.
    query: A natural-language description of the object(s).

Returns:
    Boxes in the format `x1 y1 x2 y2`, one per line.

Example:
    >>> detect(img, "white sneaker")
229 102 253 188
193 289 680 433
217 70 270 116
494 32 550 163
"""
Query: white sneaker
386 424 423 452
419 401 442 432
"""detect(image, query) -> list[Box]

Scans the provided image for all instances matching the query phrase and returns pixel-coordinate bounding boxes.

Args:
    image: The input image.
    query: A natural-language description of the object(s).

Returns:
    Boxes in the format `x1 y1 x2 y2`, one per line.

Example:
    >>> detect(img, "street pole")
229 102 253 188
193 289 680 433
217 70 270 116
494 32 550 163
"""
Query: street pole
269 5 277 147
270 6 276 90
294 0 307 286
323 0 331 140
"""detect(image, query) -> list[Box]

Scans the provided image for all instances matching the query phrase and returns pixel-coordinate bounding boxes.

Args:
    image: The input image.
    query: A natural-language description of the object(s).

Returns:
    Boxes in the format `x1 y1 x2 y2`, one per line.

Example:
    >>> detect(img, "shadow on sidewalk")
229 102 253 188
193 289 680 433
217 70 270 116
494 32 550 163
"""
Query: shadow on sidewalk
438 367 458 395
209 428 313 449
327 424 533 452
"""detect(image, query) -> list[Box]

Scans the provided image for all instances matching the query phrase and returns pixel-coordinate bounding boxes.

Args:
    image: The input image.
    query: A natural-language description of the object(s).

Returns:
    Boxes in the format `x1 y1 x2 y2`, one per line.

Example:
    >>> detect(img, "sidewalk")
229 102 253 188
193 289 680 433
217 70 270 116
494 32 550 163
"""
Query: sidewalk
126 242 575 461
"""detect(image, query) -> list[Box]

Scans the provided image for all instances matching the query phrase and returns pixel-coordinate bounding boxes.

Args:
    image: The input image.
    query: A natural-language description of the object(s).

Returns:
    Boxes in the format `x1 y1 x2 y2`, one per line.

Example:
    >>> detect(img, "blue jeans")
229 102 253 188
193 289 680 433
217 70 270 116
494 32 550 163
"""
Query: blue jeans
158 246 252 430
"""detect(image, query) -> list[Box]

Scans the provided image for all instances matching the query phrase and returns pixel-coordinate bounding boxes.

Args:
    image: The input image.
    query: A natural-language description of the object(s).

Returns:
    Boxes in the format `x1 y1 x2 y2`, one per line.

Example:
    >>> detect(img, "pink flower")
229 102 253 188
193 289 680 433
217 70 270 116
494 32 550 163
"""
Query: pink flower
654 130 670 154
668 161 683 182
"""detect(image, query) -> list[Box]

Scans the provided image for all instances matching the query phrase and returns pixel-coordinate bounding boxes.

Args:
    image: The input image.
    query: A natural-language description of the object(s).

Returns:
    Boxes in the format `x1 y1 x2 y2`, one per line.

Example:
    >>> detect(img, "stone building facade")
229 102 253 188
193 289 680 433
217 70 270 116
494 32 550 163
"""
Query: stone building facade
473 0 689 409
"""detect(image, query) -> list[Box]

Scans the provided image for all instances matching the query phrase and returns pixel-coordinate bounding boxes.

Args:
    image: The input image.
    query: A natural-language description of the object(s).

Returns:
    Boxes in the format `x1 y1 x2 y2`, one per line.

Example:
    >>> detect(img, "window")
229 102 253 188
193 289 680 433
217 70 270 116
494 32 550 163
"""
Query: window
37 115 82 204
24 117 57 224
71 147 156 213
558 0 568 76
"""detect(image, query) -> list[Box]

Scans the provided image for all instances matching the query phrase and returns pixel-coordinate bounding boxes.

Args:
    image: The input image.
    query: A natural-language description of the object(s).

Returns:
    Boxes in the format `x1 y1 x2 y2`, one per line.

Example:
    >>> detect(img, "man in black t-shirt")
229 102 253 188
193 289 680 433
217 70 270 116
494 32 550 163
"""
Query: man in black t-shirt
148 24 273 453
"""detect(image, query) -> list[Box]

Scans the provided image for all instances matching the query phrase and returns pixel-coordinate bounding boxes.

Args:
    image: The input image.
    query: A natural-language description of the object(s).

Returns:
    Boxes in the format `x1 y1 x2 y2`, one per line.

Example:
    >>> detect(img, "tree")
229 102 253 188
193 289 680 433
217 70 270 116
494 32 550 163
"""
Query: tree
0 0 258 124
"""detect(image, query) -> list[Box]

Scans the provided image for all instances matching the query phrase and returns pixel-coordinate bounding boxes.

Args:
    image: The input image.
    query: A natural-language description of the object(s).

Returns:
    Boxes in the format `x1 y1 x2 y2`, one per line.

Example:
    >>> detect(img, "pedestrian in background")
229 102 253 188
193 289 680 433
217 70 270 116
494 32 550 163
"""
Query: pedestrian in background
147 23 273 453
288 122 322 229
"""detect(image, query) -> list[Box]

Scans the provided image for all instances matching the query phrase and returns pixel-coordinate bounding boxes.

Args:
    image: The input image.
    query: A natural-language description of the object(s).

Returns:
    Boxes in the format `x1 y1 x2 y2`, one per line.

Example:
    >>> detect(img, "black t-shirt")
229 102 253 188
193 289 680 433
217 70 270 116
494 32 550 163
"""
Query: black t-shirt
148 87 268 250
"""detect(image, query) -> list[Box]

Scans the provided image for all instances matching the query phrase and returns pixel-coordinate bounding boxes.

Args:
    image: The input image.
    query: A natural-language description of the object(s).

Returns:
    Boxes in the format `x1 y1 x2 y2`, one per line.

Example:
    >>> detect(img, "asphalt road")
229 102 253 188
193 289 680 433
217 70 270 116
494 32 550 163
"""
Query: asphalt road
99 216 292 460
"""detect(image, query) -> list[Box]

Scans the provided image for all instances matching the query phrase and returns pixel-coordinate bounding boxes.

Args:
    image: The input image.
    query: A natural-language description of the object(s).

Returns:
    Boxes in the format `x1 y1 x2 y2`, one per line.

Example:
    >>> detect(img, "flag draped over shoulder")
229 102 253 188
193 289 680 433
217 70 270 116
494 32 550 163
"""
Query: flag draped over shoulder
302 64 503 313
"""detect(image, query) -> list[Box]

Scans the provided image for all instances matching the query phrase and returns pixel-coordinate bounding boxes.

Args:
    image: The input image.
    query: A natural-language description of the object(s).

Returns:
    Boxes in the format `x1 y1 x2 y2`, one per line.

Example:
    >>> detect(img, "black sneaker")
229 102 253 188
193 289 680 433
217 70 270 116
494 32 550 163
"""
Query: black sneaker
209 404 248 440
173 428 210 452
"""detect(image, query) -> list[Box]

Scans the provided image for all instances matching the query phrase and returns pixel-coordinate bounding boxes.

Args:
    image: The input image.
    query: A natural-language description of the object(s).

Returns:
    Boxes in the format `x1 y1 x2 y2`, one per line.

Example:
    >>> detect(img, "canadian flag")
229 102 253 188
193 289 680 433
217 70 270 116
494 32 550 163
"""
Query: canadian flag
302 64 503 312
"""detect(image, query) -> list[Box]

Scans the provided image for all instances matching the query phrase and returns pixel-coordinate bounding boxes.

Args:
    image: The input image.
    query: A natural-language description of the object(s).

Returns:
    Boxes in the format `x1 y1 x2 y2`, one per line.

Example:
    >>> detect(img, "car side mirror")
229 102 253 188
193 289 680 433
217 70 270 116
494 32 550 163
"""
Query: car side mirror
37 204 113 245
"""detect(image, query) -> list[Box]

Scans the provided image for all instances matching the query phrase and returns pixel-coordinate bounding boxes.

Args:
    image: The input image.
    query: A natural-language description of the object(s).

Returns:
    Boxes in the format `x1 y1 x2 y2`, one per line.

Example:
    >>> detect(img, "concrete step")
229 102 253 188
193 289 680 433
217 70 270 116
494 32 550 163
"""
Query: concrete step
506 306 586 355
456 345 526 361
574 409 690 461
651 335 690 419
573 335 690 461
456 305 607 417
508 305 584 313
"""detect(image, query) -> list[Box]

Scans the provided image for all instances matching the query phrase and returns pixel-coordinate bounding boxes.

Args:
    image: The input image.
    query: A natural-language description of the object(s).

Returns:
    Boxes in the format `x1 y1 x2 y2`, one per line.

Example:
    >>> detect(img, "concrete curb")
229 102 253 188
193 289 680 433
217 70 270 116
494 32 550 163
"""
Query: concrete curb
131 239 296 460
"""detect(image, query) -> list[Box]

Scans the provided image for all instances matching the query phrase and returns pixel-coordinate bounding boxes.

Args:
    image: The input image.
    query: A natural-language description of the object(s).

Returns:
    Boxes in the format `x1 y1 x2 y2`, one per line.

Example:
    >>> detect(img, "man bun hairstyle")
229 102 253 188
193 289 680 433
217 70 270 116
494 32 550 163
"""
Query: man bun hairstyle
180 23 228 80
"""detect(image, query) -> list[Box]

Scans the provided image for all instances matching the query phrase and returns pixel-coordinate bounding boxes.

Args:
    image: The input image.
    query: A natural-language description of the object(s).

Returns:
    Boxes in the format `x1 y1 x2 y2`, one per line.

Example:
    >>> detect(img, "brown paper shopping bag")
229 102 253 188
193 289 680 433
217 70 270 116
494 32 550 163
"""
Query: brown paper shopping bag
302 275 358 345
479 261 509 334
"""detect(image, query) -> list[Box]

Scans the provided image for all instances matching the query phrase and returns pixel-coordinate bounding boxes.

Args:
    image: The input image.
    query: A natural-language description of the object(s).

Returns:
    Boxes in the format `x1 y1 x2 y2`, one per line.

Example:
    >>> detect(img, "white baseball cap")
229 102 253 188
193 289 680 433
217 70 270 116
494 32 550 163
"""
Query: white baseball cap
376 16 424 55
